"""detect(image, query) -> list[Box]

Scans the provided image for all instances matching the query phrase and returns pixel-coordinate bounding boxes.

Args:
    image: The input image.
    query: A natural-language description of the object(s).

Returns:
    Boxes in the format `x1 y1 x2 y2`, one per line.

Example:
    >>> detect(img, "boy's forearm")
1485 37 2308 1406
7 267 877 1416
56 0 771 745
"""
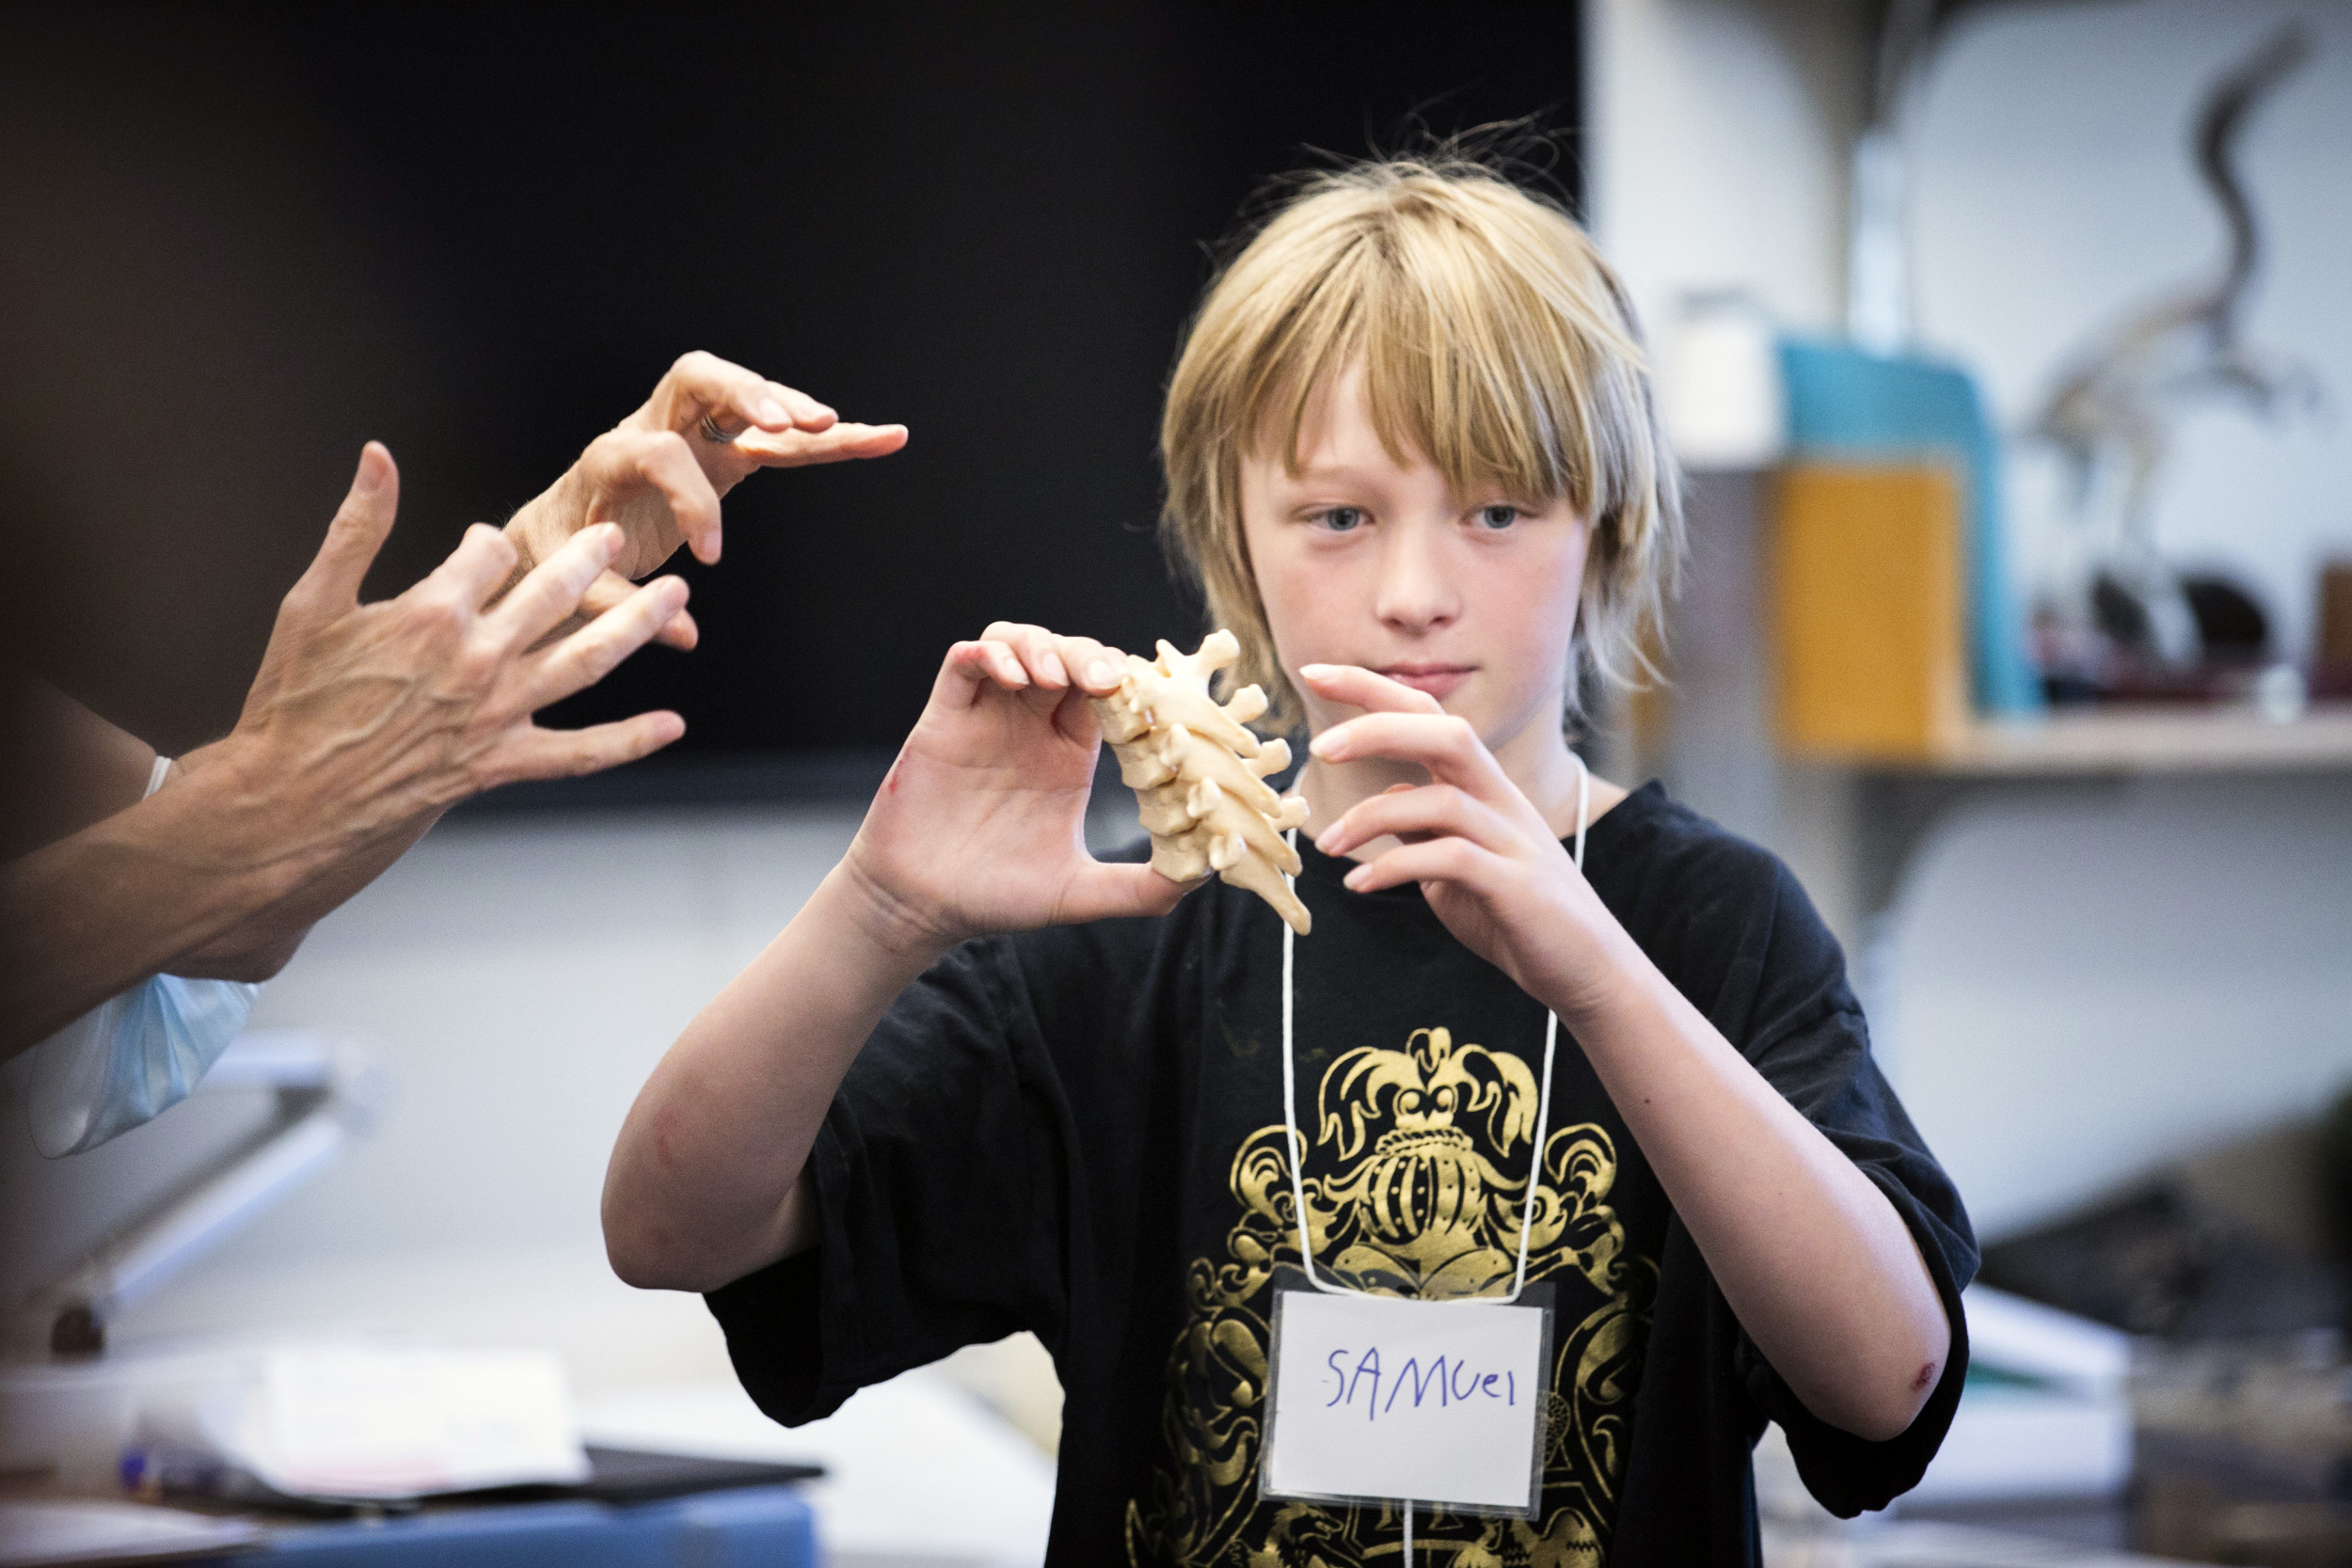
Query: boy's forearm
1555 942 1950 1443
602 859 948 1292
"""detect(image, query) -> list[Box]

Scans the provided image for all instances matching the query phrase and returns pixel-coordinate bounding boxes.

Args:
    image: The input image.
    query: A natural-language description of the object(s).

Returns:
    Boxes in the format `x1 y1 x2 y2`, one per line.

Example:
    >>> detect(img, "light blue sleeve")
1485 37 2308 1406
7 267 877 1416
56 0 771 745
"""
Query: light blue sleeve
20 752 264 1158
25 974 263 1157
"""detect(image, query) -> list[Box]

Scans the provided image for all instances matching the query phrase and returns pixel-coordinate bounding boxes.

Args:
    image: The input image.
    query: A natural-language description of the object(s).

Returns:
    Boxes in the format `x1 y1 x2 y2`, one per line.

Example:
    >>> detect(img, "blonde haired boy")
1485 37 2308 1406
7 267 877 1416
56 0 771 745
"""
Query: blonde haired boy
607 156 1975 1565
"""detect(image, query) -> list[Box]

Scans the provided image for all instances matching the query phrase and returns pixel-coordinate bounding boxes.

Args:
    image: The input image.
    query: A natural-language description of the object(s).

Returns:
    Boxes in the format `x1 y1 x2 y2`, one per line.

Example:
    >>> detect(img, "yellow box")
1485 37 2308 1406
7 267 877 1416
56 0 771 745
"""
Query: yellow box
1770 463 1966 764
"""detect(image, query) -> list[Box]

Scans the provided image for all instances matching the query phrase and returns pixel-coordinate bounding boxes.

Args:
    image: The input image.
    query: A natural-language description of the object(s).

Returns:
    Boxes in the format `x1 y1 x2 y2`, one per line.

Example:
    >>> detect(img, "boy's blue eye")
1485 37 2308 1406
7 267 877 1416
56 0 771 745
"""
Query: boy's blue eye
1317 507 1366 533
1476 504 1521 531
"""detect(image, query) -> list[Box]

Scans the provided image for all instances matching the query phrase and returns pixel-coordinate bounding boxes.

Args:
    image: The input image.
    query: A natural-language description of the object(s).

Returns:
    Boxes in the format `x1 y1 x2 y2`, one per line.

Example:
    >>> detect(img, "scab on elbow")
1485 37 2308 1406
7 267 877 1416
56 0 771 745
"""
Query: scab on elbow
1841 1358 1941 1444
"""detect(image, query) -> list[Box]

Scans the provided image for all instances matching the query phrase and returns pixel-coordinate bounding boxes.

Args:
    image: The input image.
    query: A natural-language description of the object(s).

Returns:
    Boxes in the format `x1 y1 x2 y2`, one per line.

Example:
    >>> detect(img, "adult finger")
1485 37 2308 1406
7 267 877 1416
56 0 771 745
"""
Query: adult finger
486 710 687 787
588 426 724 564
755 378 835 432
1297 662 1447 717
579 568 698 650
1309 710 1510 796
516 576 691 712
484 523 625 651
981 622 1072 689
1050 861 1200 924
662 351 835 436
288 442 401 612
421 522 523 611
1313 783 1522 863
733 421 910 468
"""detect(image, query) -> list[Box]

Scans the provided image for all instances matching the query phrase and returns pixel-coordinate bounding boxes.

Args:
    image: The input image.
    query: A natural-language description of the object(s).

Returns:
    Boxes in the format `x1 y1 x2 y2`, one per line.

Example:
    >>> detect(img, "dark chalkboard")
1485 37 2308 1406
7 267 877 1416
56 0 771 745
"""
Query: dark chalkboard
0 2 1582 803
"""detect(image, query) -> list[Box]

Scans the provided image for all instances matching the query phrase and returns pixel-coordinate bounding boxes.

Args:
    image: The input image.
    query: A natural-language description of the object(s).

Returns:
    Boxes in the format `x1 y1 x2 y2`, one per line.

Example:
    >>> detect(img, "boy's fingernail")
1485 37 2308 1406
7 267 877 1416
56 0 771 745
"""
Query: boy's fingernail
1042 654 1069 685
757 398 789 425
1343 866 1369 890
1089 660 1118 687
1300 663 1335 679
1309 731 1342 758
1313 828 1336 853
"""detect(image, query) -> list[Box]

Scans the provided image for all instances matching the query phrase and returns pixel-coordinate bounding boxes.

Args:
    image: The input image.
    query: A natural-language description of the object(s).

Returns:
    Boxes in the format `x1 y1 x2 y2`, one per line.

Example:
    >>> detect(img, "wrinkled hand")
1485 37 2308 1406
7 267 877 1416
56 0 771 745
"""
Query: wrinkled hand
506 351 908 649
1302 664 1622 1018
214 442 691 872
841 623 1197 956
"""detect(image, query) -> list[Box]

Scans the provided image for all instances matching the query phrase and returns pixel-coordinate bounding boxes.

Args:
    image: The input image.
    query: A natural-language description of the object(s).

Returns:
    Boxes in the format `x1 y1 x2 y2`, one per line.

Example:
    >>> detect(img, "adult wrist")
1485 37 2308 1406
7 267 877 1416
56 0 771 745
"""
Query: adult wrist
164 736 343 901
493 505 550 605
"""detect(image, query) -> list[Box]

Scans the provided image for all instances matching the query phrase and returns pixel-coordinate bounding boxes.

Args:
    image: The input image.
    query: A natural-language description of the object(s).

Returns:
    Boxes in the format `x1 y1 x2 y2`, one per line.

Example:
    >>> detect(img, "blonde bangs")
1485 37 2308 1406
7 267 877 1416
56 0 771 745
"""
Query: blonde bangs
1162 158 1681 732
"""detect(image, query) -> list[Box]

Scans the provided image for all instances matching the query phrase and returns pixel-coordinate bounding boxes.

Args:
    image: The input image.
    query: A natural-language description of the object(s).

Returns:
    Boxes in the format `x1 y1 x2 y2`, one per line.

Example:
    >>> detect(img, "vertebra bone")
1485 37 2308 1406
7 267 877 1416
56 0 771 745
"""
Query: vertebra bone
1090 630 1312 934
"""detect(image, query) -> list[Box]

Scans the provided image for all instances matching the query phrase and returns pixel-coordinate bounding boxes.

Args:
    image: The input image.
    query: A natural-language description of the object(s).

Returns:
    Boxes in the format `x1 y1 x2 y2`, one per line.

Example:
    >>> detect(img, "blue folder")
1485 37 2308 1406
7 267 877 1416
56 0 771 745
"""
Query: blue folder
198 1483 816 1567
1779 339 2042 715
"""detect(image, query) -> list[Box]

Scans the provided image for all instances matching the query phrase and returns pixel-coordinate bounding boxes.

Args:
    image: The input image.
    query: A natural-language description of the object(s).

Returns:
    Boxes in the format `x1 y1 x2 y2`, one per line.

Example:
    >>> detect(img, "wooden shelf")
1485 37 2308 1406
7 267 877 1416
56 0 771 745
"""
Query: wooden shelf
1910 703 2352 776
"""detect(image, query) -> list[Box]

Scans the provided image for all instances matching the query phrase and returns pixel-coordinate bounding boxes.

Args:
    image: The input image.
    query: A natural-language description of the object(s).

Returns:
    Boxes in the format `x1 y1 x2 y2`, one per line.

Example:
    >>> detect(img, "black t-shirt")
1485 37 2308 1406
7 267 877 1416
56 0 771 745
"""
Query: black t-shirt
707 782 1978 1566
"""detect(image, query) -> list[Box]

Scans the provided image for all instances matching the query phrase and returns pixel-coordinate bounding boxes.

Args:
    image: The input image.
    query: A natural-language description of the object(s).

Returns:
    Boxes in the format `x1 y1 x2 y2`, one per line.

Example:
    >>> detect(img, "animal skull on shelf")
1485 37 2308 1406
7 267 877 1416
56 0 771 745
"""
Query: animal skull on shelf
1090 630 1312 935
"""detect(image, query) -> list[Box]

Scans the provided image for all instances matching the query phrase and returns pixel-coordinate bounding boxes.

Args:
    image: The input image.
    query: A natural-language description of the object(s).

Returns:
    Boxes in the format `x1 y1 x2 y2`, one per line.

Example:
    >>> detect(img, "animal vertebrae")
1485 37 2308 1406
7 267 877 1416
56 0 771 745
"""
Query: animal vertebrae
1090 630 1312 935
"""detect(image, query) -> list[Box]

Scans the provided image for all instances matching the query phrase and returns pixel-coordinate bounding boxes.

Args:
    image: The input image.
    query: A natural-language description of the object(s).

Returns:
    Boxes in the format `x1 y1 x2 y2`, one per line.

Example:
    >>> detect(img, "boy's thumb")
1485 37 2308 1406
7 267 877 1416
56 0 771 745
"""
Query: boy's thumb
1055 862 1199 926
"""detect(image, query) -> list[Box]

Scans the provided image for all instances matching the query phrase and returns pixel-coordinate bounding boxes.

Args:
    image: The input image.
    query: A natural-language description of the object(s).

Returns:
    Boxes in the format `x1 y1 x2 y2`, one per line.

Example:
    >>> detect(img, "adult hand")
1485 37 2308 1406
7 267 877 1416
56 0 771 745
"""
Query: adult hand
214 441 691 872
839 623 1196 957
0 441 695 1056
1300 664 1628 1021
504 351 908 648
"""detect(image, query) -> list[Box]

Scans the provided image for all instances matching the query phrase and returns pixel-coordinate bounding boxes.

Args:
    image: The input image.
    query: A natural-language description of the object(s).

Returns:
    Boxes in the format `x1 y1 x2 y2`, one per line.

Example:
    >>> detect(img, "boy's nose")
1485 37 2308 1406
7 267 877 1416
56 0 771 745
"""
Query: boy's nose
1373 526 1460 633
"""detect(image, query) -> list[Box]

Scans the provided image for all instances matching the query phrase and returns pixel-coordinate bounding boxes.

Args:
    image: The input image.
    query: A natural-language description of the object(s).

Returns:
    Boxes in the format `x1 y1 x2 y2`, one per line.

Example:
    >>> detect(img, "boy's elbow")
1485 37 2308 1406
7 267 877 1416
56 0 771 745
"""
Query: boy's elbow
605 1241 675 1293
1834 1358 1941 1443
602 1208 697 1292
1814 1329 1947 1443
600 1179 694 1291
598 1183 755 1294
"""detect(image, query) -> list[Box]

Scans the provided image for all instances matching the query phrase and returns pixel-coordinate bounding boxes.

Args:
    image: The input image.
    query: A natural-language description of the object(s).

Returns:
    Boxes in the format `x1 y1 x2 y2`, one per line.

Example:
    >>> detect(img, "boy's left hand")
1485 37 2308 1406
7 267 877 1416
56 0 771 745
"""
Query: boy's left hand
1302 664 1629 1022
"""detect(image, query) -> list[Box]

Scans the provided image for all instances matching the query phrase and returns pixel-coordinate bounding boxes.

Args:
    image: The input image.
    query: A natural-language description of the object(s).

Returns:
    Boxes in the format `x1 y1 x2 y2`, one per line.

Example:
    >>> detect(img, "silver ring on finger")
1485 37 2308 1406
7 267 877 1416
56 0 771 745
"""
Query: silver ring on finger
696 413 739 445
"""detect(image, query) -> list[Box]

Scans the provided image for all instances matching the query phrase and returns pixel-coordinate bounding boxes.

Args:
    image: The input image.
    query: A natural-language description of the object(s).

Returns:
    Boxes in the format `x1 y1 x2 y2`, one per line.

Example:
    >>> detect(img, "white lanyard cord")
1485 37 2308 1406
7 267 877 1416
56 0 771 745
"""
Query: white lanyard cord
1279 752 1590 1307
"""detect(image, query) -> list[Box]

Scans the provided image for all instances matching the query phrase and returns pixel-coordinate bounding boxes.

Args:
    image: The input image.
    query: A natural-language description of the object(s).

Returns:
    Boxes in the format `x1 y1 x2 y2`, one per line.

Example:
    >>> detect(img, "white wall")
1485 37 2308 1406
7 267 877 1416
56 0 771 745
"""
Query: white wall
1910 0 2352 659
101 805 864 1394
1884 774 2352 1239
1883 1 2352 1240
1585 0 1865 343
1590 0 2352 1248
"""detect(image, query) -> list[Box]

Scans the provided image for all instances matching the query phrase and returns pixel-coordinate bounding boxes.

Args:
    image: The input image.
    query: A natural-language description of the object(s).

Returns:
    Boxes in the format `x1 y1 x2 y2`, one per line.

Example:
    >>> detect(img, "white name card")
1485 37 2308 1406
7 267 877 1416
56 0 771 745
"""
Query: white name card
1262 1283 1552 1516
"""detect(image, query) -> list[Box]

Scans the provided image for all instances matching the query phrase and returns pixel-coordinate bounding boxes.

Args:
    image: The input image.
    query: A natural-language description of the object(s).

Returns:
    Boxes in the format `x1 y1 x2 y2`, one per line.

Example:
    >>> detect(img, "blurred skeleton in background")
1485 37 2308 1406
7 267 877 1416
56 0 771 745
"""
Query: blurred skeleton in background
2026 24 2324 672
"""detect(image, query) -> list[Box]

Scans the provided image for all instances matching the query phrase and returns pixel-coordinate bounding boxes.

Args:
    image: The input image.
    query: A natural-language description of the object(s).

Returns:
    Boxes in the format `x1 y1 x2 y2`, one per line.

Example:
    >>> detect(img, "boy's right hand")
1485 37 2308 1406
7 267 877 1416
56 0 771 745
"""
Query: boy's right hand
838 622 1199 957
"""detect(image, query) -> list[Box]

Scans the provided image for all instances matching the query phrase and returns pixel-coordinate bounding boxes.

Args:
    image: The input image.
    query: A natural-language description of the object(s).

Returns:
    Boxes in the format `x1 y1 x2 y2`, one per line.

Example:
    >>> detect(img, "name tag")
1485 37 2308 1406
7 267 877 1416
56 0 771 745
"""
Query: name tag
1261 1276 1553 1517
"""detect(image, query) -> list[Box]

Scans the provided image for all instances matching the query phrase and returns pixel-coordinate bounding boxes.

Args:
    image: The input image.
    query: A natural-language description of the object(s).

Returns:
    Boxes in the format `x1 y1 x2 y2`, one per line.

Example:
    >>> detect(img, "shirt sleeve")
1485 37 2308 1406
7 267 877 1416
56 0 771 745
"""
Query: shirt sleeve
1717 858 1979 1515
704 933 1077 1427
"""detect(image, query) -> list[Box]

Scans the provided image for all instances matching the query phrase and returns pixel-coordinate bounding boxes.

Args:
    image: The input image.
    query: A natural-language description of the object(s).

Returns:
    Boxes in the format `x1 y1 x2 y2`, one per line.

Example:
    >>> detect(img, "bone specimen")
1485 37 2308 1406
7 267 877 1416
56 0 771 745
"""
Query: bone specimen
1090 630 1312 934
